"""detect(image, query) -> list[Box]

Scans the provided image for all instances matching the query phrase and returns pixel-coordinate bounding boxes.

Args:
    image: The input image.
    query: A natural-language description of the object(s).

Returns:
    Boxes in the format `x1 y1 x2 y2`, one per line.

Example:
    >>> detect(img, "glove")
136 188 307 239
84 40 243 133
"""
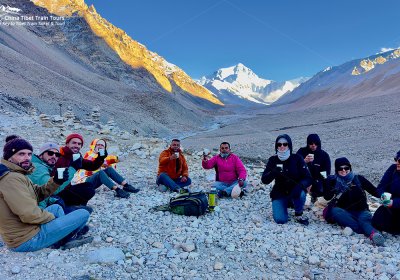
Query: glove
271 167 285 179
98 149 108 159
53 168 69 185
70 155 83 170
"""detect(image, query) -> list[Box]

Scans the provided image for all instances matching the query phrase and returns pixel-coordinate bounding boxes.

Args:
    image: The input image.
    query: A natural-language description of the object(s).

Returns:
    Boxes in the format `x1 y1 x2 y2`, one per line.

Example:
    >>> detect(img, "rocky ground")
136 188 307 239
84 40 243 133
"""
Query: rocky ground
0 99 400 280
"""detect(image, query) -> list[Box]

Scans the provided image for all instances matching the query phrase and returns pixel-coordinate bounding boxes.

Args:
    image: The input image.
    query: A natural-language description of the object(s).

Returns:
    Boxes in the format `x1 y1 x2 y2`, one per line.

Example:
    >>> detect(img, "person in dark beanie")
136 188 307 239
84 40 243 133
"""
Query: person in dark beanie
296 134 331 203
261 134 312 225
52 133 107 208
0 136 92 251
323 157 384 246
372 150 400 235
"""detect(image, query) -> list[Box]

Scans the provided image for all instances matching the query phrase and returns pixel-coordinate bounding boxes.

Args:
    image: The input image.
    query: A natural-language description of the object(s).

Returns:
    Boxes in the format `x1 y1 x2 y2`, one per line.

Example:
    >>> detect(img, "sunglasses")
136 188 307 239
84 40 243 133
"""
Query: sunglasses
46 151 61 157
277 143 288 147
395 158 400 163
337 166 350 171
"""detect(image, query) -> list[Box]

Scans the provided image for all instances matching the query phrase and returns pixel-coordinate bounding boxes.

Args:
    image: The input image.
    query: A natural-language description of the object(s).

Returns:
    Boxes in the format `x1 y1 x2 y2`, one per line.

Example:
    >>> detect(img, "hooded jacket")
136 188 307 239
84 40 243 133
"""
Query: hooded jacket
0 159 60 248
157 147 188 180
376 164 400 208
296 134 331 179
71 139 118 185
202 153 247 184
261 134 312 200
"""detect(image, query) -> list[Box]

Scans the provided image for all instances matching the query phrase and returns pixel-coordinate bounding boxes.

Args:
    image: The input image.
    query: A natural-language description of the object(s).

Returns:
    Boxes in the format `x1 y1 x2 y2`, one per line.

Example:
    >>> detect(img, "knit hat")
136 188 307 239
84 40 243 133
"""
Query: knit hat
96 139 106 147
335 157 352 172
65 133 84 145
39 142 60 156
395 151 400 160
5 135 20 143
3 137 33 160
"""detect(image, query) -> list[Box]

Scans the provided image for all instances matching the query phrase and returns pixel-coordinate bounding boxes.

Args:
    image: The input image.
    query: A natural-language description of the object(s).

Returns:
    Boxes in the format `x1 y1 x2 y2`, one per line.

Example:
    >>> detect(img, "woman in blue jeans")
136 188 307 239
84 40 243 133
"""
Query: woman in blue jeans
323 157 385 246
261 134 312 225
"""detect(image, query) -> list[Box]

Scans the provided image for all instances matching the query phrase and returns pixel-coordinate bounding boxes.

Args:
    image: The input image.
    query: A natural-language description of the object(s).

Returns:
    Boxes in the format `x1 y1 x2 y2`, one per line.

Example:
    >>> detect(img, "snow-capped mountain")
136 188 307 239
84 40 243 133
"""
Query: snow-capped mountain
198 63 307 106
274 48 400 110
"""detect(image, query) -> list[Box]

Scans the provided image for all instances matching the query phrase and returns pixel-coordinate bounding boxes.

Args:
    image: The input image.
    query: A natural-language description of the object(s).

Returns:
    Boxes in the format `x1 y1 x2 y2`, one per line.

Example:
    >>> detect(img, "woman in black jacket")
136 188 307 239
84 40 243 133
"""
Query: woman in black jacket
372 150 400 234
261 134 312 225
323 157 384 246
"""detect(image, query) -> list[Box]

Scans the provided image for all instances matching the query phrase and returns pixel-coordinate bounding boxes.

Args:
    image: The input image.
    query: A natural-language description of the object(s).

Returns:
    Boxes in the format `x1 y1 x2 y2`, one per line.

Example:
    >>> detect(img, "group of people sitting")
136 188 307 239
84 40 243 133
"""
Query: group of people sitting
261 133 400 247
0 133 139 252
0 132 399 252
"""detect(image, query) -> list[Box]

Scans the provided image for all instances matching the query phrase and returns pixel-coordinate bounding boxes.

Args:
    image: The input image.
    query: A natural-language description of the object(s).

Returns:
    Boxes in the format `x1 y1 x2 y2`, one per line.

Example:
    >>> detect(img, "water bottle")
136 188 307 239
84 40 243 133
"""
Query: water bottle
208 187 217 211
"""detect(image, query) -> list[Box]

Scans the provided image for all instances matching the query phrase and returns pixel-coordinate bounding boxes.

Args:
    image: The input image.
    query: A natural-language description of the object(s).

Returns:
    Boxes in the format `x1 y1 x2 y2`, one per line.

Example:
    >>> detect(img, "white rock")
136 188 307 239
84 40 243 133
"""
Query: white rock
308 255 320 265
343 227 353 236
214 261 224 270
87 247 125 264
11 266 21 274
181 243 196 252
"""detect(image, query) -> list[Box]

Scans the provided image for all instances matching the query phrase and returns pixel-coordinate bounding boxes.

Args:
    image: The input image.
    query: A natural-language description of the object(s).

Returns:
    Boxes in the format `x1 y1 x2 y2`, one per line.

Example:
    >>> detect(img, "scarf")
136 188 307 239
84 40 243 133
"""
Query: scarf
277 149 290 161
334 171 355 193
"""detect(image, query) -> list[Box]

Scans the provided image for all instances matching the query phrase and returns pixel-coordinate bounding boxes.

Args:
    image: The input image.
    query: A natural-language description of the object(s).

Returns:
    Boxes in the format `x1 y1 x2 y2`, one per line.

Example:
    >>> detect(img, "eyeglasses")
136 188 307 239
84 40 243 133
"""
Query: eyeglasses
395 158 400 163
46 151 61 157
337 166 350 171
277 143 288 147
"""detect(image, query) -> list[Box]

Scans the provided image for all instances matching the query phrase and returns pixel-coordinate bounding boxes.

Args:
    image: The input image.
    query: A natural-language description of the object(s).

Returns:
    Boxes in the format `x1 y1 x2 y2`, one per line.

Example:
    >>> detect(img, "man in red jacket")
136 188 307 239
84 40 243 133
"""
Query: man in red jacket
156 139 191 192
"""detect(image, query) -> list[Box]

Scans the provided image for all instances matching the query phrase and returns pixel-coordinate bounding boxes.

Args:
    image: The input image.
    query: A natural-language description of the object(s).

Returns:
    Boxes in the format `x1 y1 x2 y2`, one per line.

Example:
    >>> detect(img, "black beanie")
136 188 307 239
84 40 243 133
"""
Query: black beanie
5 135 20 143
3 137 33 160
335 157 352 172
395 151 400 160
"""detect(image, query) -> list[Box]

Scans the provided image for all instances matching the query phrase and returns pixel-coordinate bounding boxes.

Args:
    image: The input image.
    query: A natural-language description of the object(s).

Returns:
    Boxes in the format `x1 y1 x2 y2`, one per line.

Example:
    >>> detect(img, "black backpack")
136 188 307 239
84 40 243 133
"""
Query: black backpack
152 191 209 217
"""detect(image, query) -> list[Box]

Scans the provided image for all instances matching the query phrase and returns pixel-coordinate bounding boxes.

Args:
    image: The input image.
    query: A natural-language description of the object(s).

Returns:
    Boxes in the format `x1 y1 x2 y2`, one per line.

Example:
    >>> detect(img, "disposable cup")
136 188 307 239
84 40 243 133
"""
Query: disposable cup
57 168 66 179
276 164 283 169
98 149 105 156
320 171 327 179
175 152 179 158
72 153 80 161
382 192 392 202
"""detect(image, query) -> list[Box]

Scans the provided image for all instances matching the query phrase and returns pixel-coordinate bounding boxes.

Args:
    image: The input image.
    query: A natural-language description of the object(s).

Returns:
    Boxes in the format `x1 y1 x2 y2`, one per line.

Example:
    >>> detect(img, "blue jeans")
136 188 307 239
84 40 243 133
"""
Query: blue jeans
86 167 125 190
330 207 375 236
156 172 191 191
11 204 90 252
212 180 248 196
272 191 306 224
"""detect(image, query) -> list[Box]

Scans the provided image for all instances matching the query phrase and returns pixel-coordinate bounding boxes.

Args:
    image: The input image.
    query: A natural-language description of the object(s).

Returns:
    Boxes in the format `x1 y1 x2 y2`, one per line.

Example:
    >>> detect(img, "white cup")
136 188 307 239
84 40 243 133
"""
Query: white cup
308 154 314 160
175 152 179 158
320 171 327 179
57 167 66 179
276 164 283 169
382 192 392 202
98 149 105 156
203 148 210 156
72 153 80 161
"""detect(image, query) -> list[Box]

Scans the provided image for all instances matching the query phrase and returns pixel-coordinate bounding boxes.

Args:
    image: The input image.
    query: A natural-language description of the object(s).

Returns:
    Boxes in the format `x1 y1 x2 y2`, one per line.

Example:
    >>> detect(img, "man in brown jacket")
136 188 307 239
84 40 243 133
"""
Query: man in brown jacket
0 136 92 251
156 139 191 192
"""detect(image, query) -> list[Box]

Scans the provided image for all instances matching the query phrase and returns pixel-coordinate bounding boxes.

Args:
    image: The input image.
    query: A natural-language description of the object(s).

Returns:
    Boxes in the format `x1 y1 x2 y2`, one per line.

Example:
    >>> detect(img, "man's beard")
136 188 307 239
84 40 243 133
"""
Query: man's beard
18 161 32 170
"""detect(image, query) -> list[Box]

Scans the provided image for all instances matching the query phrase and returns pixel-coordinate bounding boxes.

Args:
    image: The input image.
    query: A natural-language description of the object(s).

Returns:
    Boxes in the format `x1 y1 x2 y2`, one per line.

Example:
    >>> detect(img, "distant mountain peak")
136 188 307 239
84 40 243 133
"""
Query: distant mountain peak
199 64 305 106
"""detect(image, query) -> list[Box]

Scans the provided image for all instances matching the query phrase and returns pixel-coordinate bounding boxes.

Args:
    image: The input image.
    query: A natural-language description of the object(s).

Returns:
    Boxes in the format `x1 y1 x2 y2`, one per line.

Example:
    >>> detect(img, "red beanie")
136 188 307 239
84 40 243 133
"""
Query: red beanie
65 133 84 145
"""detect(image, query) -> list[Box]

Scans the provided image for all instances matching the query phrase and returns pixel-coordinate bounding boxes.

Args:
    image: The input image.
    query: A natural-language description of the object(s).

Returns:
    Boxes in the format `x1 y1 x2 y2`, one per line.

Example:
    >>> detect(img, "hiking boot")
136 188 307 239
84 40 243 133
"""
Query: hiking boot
115 188 130 198
65 205 93 214
61 236 94 250
123 184 140 193
370 231 385 246
296 217 309 226
77 225 90 237
217 190 227 198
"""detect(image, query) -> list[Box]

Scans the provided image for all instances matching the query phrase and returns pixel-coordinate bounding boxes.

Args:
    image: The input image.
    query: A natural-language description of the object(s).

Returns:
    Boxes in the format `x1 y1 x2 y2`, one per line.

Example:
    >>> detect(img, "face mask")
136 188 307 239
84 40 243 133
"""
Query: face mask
220 152 229 158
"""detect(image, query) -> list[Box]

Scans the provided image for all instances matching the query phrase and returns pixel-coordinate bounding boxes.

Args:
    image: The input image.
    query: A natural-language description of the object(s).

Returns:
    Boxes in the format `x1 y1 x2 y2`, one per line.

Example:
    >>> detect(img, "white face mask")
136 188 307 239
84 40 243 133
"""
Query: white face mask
220 152 229 158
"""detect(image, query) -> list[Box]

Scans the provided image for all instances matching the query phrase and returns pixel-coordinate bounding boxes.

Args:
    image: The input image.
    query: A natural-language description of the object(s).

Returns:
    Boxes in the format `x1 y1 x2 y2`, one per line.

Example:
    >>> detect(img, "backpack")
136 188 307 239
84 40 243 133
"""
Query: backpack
152 191 209 217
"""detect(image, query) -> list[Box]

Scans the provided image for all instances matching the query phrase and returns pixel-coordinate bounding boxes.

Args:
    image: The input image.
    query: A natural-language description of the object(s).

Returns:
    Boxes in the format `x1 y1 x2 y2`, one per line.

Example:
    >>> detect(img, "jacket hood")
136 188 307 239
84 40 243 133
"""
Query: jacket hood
275 134 292 153
307 134 321 150
0 158 34 176
88 138 108 153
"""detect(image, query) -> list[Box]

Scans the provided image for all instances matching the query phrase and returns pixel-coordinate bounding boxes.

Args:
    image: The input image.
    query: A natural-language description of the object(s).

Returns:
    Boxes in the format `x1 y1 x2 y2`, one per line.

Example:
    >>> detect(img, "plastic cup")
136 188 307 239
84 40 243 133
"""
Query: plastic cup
308 154 314 160
72 153 80 161
175 152 179 158
203 148 210 156
320 171 327 179
382 192 392 202
276 164 283 169
98 149 105 156
57 167 66 179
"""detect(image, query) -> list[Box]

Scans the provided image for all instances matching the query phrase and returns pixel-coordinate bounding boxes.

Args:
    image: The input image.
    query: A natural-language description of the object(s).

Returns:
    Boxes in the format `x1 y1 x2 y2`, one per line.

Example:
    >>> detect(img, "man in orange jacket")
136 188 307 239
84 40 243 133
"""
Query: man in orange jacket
156 139 191 192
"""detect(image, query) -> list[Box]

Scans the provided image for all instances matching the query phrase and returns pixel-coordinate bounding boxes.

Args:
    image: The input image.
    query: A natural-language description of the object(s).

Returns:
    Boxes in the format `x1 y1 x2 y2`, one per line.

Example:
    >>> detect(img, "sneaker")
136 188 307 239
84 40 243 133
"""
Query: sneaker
61 236 94 250
370 231 385 246
115 188 130 198
295 216 309 226
123 184 140 193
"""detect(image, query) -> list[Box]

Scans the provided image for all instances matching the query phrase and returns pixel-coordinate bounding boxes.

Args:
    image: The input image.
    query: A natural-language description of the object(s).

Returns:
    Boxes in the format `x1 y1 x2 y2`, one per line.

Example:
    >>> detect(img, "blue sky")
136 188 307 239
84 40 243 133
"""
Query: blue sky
85 0 400 82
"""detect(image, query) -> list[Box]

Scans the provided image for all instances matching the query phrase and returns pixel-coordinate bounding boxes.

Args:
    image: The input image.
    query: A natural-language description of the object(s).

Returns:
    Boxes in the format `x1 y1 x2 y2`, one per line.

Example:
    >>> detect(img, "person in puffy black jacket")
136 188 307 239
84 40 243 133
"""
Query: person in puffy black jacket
372 150 400 234
296 134 331 203
261 134 312 225
323 157 384 246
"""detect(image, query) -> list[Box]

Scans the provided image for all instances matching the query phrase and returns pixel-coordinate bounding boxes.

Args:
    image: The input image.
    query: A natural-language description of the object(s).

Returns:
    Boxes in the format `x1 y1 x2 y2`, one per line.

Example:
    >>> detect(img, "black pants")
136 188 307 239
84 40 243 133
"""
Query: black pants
372 206 400 235
58 182 95 206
